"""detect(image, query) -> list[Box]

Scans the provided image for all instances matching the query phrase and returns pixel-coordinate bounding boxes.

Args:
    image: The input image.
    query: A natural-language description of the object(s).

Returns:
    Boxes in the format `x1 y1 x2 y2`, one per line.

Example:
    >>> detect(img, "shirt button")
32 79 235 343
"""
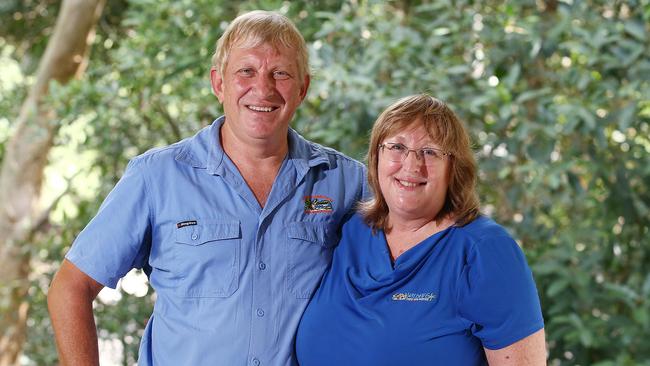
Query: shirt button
256 308 264 317
252 358 260 366
258 262 266 270
191 233 198 240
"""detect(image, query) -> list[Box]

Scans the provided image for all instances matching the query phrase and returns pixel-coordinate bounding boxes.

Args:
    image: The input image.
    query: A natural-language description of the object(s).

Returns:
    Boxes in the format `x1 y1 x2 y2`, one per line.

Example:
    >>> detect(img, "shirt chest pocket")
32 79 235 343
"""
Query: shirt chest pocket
286 222 339 299
173 220 240 298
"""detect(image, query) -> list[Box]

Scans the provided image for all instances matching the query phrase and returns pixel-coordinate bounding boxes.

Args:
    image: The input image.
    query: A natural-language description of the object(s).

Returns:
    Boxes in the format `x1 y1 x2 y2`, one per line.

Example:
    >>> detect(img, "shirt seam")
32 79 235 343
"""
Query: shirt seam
133 157 156 238
145 165 155 231
454 238 478 329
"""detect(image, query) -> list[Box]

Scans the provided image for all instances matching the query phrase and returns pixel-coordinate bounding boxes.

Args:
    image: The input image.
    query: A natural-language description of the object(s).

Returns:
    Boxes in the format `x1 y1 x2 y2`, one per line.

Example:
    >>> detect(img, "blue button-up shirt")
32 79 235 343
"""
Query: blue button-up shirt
66 117 367 365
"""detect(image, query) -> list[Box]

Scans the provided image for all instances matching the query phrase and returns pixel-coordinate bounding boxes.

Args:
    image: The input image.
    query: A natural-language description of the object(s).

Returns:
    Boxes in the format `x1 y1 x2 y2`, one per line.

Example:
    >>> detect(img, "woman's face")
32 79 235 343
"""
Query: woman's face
377 122 451 224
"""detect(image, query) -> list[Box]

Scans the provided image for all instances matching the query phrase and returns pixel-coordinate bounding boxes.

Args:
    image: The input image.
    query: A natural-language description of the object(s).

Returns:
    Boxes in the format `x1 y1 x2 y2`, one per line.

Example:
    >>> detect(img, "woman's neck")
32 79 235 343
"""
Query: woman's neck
385 215 455 261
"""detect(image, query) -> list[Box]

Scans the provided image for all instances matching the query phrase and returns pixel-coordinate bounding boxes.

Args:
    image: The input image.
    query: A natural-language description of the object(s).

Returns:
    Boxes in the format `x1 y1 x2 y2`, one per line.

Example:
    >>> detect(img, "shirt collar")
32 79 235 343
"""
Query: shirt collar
286 127 332 176
176 116 332 175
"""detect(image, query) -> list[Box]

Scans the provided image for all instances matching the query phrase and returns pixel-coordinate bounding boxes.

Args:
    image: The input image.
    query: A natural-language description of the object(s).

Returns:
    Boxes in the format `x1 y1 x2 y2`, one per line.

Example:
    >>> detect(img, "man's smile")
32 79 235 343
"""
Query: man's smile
246 104 278 112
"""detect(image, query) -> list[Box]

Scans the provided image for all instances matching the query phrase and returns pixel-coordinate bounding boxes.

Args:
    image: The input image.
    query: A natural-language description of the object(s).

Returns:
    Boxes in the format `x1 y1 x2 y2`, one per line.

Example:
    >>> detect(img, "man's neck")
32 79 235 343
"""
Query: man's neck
220 121 288 159
219 123 289 207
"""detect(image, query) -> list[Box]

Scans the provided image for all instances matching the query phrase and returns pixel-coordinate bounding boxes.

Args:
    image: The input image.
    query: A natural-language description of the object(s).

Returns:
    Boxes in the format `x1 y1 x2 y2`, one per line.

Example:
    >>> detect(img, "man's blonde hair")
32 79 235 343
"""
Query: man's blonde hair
211 10 309 85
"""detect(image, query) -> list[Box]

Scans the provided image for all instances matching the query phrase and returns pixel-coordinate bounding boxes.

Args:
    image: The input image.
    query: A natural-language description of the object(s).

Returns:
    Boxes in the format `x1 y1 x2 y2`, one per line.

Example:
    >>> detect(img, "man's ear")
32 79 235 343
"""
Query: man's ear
210 68 224 103
299 74 311 101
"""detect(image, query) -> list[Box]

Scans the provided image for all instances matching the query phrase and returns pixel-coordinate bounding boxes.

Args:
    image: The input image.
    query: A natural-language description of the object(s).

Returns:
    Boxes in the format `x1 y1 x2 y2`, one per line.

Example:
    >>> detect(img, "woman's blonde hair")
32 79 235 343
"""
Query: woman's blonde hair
358 94 480 232
211 10 309 86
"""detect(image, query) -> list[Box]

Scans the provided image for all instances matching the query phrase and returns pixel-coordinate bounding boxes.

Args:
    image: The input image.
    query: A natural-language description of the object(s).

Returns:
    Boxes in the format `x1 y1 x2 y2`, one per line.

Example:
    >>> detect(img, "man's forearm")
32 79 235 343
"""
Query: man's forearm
48 260 103 366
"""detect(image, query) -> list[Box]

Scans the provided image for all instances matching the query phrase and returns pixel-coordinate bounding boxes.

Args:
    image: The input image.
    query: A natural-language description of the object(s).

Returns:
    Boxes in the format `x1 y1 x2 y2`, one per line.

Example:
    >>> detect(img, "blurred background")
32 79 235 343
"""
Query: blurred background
0 0 648 365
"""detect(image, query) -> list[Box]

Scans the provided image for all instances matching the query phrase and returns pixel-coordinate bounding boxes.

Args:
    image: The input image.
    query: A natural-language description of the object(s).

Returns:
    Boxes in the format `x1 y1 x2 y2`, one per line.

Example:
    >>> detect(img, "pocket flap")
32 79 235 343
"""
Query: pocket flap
176 220 240 246
287 222 337 248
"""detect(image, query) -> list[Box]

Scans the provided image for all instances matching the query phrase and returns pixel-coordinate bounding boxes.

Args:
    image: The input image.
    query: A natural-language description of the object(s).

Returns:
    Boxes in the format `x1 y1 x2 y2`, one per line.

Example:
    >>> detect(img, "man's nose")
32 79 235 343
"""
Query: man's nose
253 74 276 95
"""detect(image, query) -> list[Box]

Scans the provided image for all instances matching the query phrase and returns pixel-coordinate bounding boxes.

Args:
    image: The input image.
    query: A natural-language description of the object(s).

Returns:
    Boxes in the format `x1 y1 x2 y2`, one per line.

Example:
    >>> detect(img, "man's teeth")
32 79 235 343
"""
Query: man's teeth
248 105 274 112
398 180 420 187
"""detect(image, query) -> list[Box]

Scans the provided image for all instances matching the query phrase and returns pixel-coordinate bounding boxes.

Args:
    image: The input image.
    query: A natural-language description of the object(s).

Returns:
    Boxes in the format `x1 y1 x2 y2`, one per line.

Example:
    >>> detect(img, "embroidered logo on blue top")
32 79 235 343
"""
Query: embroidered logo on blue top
391 292 437 302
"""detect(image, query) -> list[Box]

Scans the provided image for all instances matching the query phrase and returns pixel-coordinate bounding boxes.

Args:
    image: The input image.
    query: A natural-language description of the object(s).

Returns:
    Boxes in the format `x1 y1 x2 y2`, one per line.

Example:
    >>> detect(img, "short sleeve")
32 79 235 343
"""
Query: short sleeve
360 167 370 201
456 235 544 349
65 158 152 288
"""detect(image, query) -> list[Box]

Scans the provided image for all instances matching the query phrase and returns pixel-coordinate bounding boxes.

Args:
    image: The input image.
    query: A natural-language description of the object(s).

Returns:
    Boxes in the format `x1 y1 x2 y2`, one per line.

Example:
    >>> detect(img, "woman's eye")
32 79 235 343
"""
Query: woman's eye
389 144 407 152
422 149 439 158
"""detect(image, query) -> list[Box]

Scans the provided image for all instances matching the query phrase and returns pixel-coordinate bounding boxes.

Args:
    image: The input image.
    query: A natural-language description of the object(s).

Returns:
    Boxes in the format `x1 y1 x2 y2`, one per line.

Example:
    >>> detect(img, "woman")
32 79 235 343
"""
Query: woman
296 94 546 365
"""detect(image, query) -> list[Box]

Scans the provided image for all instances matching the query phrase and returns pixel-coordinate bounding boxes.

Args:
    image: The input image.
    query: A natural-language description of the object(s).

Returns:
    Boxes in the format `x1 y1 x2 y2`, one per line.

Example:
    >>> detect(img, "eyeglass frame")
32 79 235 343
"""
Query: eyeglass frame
378 142 452 166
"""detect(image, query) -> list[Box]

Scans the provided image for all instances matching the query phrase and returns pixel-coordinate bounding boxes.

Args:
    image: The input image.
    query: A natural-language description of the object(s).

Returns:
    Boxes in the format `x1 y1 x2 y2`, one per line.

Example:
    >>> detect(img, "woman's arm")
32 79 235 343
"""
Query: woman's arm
484 328 546 366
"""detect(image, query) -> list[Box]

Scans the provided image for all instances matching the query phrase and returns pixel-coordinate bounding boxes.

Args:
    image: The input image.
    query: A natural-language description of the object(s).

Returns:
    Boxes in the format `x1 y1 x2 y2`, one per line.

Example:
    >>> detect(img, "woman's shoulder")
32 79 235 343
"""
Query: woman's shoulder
338 213 378 249
453 216 532 273
341 212 375 233
456 215 514 242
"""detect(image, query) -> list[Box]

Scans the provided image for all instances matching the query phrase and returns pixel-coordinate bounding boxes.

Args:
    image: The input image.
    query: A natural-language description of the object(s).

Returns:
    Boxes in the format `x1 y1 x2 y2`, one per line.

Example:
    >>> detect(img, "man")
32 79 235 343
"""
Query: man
48 10 366 366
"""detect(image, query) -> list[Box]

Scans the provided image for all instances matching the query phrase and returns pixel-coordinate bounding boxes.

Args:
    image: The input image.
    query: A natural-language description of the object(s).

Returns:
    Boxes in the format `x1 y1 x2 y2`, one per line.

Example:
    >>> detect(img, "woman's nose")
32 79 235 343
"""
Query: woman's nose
401 149 425 171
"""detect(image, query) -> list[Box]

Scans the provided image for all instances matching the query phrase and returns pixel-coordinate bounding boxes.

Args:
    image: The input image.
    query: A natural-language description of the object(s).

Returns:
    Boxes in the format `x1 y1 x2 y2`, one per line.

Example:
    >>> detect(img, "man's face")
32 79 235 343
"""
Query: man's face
211 42 310 145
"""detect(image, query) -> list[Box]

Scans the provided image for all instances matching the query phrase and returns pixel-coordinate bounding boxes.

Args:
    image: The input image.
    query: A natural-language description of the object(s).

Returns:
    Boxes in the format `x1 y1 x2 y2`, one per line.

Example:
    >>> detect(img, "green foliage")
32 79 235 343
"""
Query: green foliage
1 0 649 364
23 197 98 365
0 0 61 74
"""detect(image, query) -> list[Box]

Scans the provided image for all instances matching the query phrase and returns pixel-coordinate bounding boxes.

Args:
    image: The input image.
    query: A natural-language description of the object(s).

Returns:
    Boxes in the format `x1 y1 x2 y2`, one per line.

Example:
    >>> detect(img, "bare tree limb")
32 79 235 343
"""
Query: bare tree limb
0 1 106 364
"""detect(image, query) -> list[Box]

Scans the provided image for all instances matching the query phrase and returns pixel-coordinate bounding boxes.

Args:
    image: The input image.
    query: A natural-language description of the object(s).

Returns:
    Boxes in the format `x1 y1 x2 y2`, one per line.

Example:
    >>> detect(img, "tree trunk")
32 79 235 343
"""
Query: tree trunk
0 0 105 364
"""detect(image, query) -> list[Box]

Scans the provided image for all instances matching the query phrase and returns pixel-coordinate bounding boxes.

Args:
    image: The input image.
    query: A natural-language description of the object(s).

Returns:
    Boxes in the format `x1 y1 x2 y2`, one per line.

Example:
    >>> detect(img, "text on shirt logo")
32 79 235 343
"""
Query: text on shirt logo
392 292 437 302
304 195 334 214
176 220 198 228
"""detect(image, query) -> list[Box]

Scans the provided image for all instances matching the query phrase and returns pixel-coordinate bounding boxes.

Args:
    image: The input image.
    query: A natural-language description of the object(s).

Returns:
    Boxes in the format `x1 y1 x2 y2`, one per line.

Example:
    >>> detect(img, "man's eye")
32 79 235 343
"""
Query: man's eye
238 68 254 76
273 71 290 79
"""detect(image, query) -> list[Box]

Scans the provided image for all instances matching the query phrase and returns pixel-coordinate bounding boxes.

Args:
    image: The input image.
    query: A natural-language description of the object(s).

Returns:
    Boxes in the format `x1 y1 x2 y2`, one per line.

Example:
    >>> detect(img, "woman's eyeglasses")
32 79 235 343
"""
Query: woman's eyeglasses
379 142 452 166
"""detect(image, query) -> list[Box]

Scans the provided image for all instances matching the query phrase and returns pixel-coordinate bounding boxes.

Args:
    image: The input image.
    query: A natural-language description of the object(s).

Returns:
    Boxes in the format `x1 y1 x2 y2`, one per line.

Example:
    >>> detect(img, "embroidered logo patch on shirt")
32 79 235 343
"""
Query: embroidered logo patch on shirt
392 292 437 302
176 220 198 228
304 195 334 214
